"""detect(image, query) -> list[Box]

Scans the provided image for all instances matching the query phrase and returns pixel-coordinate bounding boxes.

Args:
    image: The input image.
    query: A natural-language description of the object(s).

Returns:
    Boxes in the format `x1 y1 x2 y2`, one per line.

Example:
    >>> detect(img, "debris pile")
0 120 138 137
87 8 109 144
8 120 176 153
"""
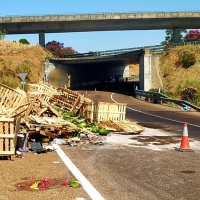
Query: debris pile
0 81 145 157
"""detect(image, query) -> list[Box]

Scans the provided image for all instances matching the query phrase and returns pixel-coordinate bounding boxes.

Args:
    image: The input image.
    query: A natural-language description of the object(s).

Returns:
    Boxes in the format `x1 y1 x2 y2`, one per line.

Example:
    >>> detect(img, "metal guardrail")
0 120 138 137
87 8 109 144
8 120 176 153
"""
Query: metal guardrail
134 89 200 112
63 41 200 58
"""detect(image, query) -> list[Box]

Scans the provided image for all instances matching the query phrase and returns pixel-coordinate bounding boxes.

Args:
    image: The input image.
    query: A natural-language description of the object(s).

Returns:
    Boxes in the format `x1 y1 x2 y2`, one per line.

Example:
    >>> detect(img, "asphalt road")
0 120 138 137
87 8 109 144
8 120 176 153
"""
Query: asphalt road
79 83 200 140
66 85 200 200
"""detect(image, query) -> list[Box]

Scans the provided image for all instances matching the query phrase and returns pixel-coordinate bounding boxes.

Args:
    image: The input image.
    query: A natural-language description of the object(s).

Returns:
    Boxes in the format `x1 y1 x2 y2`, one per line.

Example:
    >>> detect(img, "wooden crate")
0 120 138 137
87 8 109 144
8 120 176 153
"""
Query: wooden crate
83 101 127 122
0 118 15 160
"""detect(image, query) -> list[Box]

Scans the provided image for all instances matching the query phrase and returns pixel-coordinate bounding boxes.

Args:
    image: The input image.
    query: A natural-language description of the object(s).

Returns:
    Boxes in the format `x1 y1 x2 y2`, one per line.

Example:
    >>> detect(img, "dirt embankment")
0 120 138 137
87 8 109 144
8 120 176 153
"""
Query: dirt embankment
0 40 53 89
159 45 200 105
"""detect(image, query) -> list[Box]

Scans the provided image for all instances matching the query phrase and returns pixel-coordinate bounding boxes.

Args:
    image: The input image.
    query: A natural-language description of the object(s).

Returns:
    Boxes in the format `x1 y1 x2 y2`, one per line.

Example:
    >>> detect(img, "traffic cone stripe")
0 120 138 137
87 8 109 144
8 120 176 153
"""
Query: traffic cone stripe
182 127 188 136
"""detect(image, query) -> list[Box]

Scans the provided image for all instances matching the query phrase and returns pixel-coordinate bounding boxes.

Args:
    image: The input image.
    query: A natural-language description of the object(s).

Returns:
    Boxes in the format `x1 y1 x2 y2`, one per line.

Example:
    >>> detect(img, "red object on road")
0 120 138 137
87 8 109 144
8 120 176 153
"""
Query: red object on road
175 122 194 152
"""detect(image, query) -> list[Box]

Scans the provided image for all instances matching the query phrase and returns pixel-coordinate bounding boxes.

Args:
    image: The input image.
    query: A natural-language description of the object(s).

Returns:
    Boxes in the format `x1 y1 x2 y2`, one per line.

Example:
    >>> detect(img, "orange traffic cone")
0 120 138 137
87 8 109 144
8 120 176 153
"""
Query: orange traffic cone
175 122 194 152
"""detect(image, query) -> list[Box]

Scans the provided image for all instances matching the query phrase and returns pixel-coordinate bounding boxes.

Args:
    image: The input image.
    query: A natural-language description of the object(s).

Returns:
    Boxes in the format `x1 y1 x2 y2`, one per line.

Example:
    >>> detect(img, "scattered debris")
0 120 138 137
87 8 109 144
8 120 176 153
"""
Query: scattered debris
16 178 81 190
0 81 145 159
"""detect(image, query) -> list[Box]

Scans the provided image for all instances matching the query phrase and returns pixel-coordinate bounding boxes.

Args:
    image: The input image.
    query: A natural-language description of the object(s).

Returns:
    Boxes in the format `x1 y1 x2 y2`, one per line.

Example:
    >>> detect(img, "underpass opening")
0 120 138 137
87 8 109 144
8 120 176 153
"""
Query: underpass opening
45 49 143 90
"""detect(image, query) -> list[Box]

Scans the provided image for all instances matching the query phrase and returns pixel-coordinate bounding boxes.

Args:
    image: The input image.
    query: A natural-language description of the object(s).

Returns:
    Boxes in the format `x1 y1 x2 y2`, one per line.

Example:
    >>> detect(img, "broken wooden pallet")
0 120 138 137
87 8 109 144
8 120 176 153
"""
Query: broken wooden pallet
100 120 144 134
24 96 60 120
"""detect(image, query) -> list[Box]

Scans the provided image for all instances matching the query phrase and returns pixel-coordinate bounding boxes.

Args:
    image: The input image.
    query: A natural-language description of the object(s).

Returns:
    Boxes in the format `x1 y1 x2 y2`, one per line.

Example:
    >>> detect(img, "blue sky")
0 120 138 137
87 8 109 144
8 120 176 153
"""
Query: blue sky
0 0 200 53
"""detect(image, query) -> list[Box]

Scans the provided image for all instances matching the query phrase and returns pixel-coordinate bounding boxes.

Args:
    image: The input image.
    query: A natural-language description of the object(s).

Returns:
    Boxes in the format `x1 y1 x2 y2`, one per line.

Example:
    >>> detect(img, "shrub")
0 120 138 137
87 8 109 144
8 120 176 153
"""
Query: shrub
163 42 174 51
184 30 200 42
180 86 198 101
176 50 196 68
19 38 30 44
149 88 164 94
65 47 78 55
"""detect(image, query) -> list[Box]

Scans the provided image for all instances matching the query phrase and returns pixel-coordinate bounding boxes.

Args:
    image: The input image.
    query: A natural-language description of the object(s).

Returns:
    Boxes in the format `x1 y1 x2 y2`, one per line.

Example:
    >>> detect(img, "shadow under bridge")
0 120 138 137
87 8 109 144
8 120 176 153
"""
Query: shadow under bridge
47 49 143 87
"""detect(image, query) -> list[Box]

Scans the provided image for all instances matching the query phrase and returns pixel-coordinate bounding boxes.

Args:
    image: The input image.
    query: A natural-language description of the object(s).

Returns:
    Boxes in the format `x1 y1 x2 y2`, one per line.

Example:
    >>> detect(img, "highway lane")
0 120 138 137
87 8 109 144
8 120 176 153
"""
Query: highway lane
64 89 200 200
112 92 200 140
81 89 200 140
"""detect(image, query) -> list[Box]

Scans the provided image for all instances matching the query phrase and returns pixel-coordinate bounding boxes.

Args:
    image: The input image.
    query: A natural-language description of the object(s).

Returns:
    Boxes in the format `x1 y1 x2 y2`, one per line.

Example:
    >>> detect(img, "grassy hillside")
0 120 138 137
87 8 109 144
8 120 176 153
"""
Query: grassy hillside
0 40 53 89
159 45 200 106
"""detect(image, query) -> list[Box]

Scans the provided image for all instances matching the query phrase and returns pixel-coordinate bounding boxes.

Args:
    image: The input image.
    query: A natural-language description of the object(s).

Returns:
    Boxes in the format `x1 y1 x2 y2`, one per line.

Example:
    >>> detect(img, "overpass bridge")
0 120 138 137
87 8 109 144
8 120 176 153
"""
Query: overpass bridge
45 48 151 90
45 40 200 90
1 11 200 46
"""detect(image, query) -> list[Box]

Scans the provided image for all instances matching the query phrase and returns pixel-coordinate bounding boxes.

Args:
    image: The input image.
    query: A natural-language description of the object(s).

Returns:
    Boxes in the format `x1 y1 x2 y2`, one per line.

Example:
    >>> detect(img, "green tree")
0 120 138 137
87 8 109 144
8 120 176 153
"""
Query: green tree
19 38 30 44
161 29 187 45
0 30 7 40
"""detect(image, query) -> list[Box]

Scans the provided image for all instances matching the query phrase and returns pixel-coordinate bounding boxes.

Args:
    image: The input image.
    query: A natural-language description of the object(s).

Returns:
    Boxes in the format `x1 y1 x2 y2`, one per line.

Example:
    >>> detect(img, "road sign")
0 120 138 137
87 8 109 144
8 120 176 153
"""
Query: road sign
19 73 27 81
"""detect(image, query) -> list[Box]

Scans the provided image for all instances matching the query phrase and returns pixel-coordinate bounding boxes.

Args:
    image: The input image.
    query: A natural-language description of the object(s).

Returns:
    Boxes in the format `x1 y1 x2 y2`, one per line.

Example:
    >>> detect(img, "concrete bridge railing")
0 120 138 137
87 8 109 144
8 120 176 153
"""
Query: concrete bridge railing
1 11 200 23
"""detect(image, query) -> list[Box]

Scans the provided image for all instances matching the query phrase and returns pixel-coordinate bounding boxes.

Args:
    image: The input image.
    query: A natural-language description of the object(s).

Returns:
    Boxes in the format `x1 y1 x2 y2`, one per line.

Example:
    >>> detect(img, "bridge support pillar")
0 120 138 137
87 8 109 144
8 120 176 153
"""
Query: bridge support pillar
173 27 179 43
39 32 45 47
139 49 151 91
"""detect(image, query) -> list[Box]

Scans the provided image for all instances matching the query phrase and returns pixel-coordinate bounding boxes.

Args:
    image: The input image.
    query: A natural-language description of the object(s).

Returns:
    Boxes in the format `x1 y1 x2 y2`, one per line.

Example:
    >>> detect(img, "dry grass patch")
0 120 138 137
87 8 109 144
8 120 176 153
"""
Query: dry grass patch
0 40 53 89
159 45 200 106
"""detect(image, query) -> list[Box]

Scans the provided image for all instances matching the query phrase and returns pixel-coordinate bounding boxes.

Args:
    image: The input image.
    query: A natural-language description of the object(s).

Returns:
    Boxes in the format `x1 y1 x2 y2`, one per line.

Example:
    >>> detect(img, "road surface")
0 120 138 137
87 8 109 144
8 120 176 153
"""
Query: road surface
61 88 200 200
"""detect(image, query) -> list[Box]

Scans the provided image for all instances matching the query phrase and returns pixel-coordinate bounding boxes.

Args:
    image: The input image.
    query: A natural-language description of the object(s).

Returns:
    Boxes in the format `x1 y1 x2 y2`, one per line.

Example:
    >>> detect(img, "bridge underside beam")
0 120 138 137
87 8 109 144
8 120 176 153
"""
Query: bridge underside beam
1 18 200 34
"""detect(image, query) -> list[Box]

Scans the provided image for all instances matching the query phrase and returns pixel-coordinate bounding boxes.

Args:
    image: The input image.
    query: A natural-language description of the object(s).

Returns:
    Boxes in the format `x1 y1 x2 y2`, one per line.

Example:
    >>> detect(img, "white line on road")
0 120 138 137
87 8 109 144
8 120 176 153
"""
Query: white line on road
111 93 200 128
52 144 105 200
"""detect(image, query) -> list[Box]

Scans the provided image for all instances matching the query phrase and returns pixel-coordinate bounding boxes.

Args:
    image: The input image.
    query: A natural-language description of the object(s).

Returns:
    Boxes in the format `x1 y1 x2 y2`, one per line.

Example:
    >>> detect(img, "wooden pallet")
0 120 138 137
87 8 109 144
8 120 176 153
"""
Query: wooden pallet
100 120 145 134
49 87 84 113
0 83 27 108
28 82 85 113
82 101 127 122
28 82 59 103
0 118 15 160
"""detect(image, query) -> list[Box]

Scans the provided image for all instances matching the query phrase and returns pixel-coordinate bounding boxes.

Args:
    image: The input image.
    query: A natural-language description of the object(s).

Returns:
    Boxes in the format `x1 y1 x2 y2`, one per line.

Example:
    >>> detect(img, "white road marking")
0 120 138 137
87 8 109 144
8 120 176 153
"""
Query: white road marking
52 144 105 200
111 93 200 128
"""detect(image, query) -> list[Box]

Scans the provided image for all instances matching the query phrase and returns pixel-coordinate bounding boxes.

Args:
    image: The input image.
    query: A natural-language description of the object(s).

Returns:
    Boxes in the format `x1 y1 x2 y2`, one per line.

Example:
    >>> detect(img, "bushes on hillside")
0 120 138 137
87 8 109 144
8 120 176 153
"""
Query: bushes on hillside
184 30 200 42
45 41 78 58
176 50 196 68
180 86 198 102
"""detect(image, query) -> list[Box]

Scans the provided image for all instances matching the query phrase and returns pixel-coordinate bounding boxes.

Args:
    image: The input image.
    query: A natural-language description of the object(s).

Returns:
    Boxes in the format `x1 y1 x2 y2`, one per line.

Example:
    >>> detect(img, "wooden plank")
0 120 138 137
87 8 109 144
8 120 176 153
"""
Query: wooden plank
0 122 4 152
71 94 80 112
0 118 15 122
4 122 9 152
3 90 13 108
40 130 57 138
0 89 9 106
0 150 15 155
9 122 15 152
8 92 19 108
24 96 38 120
0 134 15 138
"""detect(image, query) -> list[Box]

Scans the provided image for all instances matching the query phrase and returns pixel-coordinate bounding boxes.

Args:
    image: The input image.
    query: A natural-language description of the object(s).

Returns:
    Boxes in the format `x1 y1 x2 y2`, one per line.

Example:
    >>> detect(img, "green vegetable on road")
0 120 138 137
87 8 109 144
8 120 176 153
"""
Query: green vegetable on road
99 128 108 136
69 180 81 188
